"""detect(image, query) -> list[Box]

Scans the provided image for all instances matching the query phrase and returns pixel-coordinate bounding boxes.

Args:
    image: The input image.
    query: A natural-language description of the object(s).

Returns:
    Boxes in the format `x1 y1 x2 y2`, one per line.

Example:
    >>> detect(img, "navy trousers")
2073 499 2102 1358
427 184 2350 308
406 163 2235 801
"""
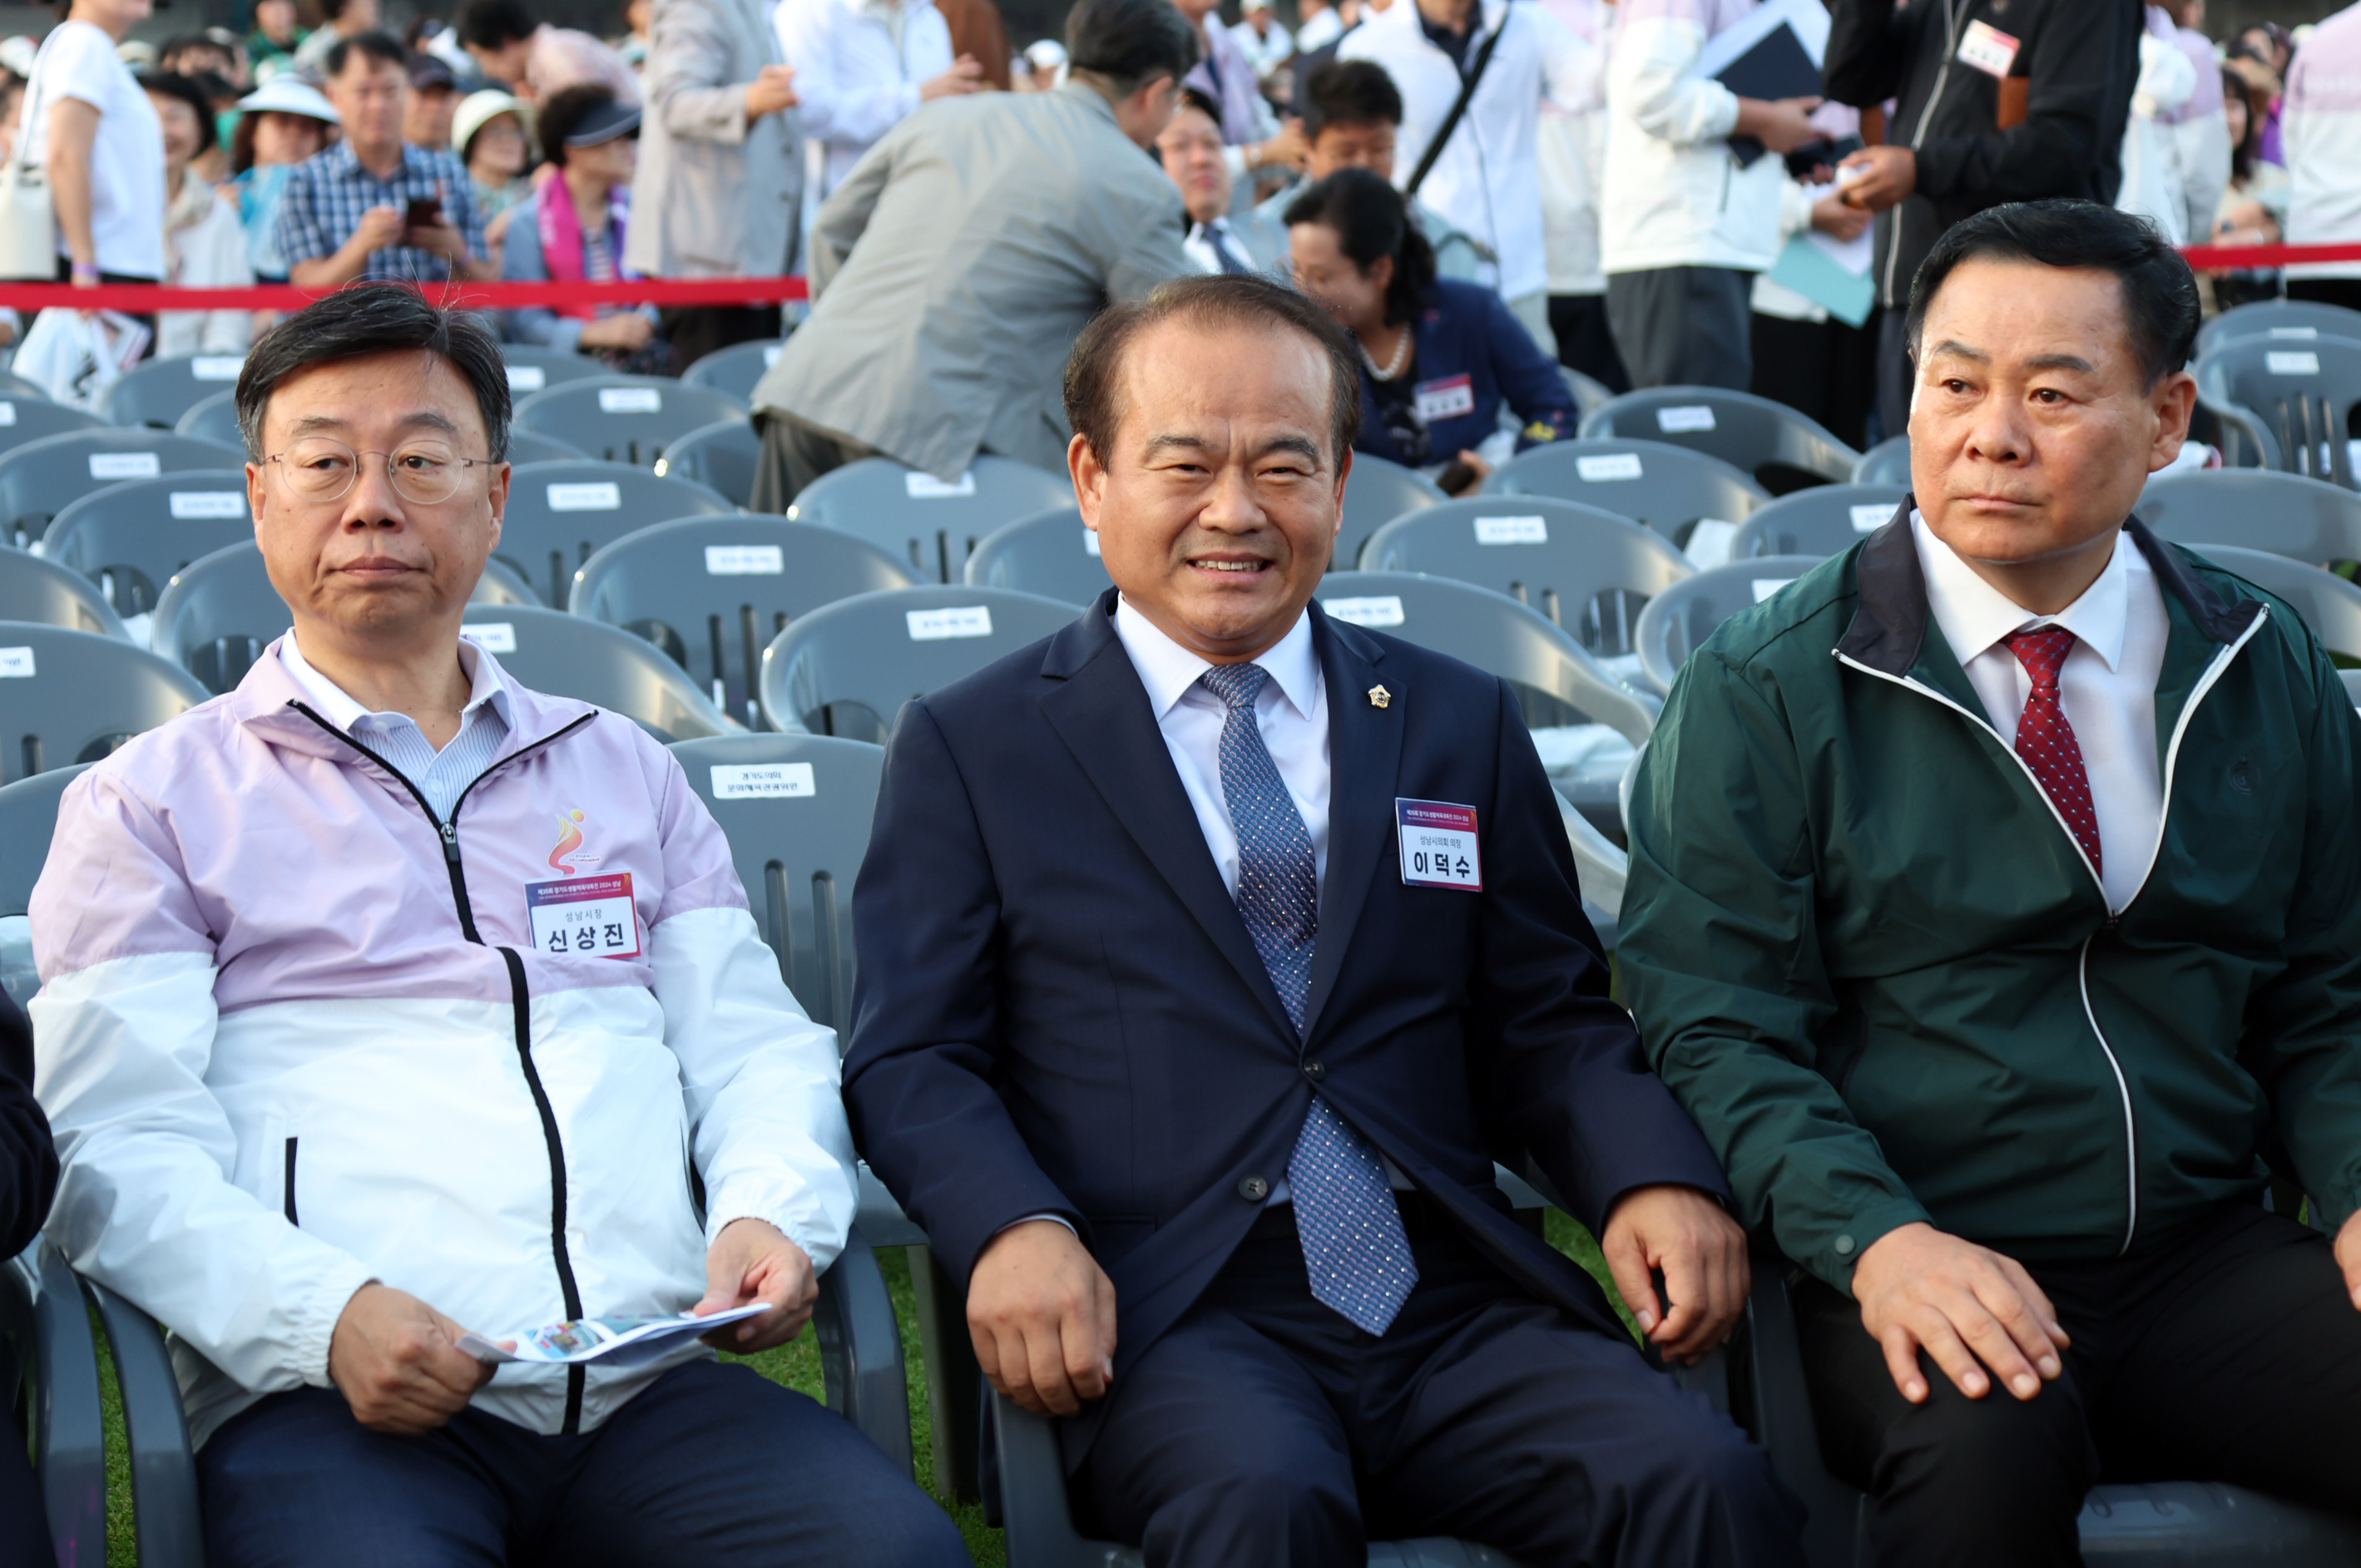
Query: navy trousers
1075 1218 1805 1568
199 1358 972 1568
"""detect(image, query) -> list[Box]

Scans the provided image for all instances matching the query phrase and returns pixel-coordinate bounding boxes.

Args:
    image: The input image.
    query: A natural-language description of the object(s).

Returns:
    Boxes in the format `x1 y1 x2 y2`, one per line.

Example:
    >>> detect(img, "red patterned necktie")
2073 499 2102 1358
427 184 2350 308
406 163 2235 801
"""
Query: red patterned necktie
2002 626 2102 878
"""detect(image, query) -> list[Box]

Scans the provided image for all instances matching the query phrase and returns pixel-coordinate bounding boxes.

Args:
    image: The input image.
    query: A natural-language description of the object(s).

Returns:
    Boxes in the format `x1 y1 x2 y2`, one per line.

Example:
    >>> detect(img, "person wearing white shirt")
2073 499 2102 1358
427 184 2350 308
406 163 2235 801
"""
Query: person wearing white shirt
770 0 983 196
18 0 166 286
1294 0 1348 56
1160 87 1290 276
1230 0 1294 80
2116 4 2198 245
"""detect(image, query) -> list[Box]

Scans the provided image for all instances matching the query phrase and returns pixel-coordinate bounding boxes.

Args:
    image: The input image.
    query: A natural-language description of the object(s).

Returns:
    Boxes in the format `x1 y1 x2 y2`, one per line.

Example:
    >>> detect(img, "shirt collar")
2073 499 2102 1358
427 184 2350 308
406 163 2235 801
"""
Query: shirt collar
1112 596 1319 723
280 626 514 734
1911 510 2140 673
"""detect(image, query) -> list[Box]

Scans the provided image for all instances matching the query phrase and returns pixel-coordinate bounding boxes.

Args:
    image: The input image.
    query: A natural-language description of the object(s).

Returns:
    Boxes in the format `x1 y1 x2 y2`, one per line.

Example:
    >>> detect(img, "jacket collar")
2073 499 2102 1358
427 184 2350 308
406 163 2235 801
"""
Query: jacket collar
230 633 599 769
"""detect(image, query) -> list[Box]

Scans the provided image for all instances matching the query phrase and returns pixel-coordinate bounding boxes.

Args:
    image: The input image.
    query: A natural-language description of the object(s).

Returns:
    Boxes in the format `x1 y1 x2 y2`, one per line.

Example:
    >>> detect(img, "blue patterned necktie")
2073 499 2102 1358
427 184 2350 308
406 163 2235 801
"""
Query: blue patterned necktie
1198 662 1418 1335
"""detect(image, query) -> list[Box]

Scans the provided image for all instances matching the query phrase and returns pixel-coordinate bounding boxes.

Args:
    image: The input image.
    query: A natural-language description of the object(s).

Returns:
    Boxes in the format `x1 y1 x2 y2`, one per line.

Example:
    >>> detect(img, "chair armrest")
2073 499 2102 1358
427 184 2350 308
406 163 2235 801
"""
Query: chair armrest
856 1161 930 1249
813 1223 915 1477
5 1241 106 1566
988 1390 1116 1568
83 1277 201 1568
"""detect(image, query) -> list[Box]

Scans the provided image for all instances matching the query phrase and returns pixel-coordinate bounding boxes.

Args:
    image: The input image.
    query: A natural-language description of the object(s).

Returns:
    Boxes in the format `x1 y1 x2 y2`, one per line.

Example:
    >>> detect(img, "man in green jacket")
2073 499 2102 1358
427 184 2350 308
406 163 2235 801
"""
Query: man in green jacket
1621 198 2361 1568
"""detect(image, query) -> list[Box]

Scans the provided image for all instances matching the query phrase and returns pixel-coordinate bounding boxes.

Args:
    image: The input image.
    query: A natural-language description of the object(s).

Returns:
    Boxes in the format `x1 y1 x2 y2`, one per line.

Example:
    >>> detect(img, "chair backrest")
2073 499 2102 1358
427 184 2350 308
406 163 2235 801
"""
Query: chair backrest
1578 386 1859 493
1360 497 1694 664
681 339 788 404
0 371 45 401
172 388 245 450
2194 298 2361 356
570 514 919 728
787 456 1075 583
97 354 249 428
0 428 242 547
0 548 131 641
1561 365 1616 421
1632 556 1824 695
0 623 208 782
1484 437 1769 545
758 584 1079 739
507 429 591 465
1313 571 1656 743
653 418 762 511
0 761 93 913
497 347 611 398
495 461 733 605
42 471 253 616
667 732 882 1036
960 507 1111 606
511 377 751 467
2189 544 2361 659
2137 469 2361 569
1338 452 1449 570
0 395 105 458
2193 334 2361 486
1850 434 1911 486
458 606 730 740
1729 484 1910 559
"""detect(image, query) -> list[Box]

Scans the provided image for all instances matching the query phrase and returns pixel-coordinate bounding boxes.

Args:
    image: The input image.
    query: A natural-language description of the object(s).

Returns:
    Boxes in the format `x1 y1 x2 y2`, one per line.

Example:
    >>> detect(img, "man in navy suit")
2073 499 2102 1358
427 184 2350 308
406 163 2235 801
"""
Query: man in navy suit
844 275 1802 1567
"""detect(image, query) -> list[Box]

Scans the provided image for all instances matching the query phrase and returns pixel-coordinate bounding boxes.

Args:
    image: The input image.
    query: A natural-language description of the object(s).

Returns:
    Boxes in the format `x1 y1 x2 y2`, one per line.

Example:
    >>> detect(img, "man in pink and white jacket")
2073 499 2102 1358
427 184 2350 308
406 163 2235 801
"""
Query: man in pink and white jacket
27 286 969 1568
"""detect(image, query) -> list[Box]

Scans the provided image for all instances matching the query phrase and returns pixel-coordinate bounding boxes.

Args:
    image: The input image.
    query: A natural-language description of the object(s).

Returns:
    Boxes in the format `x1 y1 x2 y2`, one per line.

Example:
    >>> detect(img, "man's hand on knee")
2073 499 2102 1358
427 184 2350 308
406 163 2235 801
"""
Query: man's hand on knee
696 1218 820 1353
1600 1183 1750 1364
1853 1223 2069 1405
2337 1211 2361 1311
966 1219 1117 1417
328 1283 497 1435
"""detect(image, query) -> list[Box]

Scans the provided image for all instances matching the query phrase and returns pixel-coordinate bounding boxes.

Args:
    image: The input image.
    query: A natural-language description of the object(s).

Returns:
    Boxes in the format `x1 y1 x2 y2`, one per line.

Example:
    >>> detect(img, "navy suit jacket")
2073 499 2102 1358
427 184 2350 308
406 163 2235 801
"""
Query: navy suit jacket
844 592 1727 1414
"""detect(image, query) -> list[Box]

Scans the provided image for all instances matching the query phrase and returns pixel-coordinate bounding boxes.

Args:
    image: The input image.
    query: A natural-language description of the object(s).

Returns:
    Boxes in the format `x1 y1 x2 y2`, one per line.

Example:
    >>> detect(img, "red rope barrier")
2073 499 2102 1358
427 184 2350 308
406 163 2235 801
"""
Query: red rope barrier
2176 241 2361 270
0 276 812 312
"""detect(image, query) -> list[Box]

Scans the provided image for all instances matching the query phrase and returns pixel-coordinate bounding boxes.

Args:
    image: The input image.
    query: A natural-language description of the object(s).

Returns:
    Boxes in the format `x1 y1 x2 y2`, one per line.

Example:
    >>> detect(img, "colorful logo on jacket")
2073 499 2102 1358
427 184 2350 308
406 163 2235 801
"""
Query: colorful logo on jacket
550 809 587 873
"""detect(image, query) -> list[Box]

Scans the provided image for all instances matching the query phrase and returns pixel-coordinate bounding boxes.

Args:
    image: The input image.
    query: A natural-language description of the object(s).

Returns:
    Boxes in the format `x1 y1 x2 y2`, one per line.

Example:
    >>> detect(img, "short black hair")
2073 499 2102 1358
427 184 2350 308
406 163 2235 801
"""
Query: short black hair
136 72 220 156
237 285 512 463
157 32 233 72
1065 0 1197 97
1907 199 2200 388
1065 274 1362 470
324 29 409 80
1284 166 1435 329
1176 85 1221 125
456 0 537 50
1302 60 1401 141
536 82 618 166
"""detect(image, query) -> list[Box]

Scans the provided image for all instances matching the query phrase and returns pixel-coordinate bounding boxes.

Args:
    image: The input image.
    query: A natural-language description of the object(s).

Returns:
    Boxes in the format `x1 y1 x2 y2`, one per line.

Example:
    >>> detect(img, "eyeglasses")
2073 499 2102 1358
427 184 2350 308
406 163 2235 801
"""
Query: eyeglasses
265 436 498 506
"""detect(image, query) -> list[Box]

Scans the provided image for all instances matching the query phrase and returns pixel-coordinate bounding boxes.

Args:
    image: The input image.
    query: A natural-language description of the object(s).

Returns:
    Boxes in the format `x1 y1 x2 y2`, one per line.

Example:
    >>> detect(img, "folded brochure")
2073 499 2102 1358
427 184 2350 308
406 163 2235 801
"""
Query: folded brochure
458 1303 769 1367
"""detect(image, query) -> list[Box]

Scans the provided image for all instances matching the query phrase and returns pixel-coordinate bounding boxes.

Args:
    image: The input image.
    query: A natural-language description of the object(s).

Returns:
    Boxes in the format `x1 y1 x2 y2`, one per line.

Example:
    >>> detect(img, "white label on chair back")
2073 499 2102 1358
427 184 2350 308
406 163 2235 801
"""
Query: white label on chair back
599 387 663 413
191 356 244 380
1474 515 1547 545
1575 453 1642 482
2267 351 2320 375
705 544 785 575
507 365 547 392
548 482 621 511
91 452 161 478
905 470 978 498
1751 577 1794 603
1083 528 1101 556
763 345 783 367
0 647 32 678
710 761 815 799
1656 405 1716 433
460 622 517 652
908 605 993 640
170 491 245 519
1324 595 1405 627
2269 326 2319 339
0 402 15 426
1851 503 1893 532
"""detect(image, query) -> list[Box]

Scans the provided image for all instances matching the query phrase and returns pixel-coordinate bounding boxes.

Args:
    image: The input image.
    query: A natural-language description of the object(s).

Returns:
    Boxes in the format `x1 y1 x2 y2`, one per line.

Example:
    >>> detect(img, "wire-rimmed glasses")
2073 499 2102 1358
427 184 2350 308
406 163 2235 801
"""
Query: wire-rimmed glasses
263 436 499 507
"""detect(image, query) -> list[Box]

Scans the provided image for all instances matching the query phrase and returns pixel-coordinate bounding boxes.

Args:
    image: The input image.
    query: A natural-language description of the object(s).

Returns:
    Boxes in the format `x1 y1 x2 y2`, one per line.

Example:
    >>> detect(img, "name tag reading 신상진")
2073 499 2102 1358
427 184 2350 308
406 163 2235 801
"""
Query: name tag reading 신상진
1413 374 1477 423
1396 798 1481 891
526 872 641 959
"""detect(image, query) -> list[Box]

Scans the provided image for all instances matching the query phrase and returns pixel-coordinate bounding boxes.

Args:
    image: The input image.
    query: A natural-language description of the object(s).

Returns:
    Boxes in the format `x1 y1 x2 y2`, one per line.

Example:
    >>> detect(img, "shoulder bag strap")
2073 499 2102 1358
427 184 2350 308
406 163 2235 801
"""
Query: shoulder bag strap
1403 7 1510 199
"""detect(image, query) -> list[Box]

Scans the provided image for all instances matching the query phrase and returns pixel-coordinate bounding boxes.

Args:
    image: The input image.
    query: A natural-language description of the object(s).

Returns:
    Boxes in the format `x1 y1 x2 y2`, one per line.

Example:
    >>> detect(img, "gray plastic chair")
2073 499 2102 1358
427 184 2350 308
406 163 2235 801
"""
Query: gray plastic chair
2188 544 2361 659
2137 470 2361 569
1577 386 1859 494
1561 365 1615 421
495 461 733 605
1339 452 1450 571
0 622 208 780
42 470 252 616
1 1242 111 1568
1631 556 1823 695
497 346 610 398
173 388 243 450
787 456 1075 583
97 352 248 429
2193 334 2361 484
2194 298 2361 356
0 372 45 401
0 428 241 547
1850 435 1911 486
512 377 750 467
961 507 1111 606
507 429 593 465
0 394 104 458
758 584 1077 740
454 605 730 741
571 514 918 729
1361 497 1694 667
654 418 762 510
0 547 131 640
681 338 788 404
1483 438 1769 546
0 759 92 913
1729 485 1910 560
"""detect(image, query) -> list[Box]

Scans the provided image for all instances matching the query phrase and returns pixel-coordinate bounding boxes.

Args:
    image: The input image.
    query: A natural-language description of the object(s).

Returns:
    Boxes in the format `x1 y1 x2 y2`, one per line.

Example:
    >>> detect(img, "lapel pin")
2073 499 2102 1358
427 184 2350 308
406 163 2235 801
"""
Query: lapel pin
1368 685 1391 710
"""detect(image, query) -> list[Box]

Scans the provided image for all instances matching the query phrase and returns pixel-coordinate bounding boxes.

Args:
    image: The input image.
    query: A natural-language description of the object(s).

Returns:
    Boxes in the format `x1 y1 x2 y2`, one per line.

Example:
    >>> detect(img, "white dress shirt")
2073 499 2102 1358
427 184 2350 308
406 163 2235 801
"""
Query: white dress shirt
280 631 514 823
1181 217 1258 278
1913 514 2169 913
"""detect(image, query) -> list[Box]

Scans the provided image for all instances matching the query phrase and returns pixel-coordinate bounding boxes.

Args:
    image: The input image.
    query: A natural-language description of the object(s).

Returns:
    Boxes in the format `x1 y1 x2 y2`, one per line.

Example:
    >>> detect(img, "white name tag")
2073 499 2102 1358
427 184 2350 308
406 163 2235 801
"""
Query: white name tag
0 402 18 427
90 452 161 478
2269 326 2319 339
461 621 517 652
1752 577 1795 603
905 470 977 498
1397 798 1481 891
1083 528 1101 556
170 491 245 519
705 544 784 575
1957 18 2020 77
0 647 33 678
710 761 814 799
1324 594 1404 627
908 605 992 640
1656 404 1716 433
1474 515 1547 545
191 355 244 381
526 872 641 959
2267 351 2320 375
1413 374 1476 423
763 344 783 367
1576 453 1642 482
598 386 662 413
507 365 547 392
1851 503 1893 532
548 482 620 511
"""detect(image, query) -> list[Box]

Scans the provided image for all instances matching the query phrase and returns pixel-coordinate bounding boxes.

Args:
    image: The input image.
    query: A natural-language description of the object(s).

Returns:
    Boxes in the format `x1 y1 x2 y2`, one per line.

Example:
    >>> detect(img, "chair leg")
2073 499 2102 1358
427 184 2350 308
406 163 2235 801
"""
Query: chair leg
14 1243 106 1566
84 1276 202 1568
908 1244 984 1504
812 1224 917 1478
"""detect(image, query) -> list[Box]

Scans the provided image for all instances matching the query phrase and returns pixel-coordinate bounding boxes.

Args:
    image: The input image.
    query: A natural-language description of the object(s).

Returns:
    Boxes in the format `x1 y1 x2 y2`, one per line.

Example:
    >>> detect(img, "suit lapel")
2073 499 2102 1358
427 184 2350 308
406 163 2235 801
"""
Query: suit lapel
1302 607 1402 1041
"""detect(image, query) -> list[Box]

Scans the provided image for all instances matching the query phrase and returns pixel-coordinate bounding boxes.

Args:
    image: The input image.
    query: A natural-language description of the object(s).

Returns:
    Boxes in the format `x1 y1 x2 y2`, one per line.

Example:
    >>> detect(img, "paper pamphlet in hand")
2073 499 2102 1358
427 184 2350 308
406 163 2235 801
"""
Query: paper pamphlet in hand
458 1304 769 1368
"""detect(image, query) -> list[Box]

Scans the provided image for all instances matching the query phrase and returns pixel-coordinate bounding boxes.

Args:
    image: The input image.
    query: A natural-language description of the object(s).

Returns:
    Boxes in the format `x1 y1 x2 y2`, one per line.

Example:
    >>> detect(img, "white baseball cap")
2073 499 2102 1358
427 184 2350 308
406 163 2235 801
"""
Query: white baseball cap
235 77 343 125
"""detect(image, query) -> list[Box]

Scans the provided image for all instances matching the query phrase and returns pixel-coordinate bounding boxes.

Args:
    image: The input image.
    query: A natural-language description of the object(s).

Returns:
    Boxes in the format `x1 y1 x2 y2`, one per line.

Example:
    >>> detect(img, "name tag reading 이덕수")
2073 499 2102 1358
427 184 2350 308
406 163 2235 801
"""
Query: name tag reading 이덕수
905 471 977 499
91 452 161 479
1413 374 1476 423
1324 595 1404 627
548 482 621 511
461 622 517 653
599 387 662 413
171 492 245 519
1851 503 1893 533
1576 453 1642 482
1474 515 1547 545
705 544 784 575
2268 351 2321 376
191 356 244 381
0 647 33 678
1656 405 1716 433
710 762 815 799
908 606 992 641
507 365 547 392
526 872 641 959
1397 799 1481 891
1956 18 2019 77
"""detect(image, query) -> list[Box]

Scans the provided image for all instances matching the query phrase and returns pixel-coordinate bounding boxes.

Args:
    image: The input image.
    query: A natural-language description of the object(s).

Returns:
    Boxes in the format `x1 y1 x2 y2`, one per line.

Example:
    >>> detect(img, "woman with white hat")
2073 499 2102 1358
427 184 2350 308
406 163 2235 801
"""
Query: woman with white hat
223 73 338 281
453 87 531 240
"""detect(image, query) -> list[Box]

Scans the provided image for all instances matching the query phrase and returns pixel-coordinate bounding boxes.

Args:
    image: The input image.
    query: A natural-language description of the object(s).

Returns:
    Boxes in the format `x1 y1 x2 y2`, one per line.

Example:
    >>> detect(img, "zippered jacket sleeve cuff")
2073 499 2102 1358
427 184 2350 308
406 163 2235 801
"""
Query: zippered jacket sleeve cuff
298 1264 380 1387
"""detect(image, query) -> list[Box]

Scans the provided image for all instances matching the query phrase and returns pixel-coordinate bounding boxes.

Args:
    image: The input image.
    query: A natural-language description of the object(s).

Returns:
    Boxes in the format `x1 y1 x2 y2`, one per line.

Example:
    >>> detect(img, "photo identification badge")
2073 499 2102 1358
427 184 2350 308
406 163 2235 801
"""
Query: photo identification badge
525 872 642 959
1397 799 1481 891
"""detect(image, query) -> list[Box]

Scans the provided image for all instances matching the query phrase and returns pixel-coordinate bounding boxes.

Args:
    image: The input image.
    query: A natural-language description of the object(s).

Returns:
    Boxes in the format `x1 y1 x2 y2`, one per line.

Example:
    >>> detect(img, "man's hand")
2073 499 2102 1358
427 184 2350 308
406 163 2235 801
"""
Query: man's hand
745 64 799 120
1810 190 1873 244
1838 145 1917 212
1600 1183 1749 1364
695 1217 820 1353
921 55 986 101
404 220 473 263
1853 1222 2068 1404
1733 95 1825 156
1252 117 1309 173
327 1283 496 1435
351 205 408 257
967 1219 1117 1417
2336 1211 2361 1310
